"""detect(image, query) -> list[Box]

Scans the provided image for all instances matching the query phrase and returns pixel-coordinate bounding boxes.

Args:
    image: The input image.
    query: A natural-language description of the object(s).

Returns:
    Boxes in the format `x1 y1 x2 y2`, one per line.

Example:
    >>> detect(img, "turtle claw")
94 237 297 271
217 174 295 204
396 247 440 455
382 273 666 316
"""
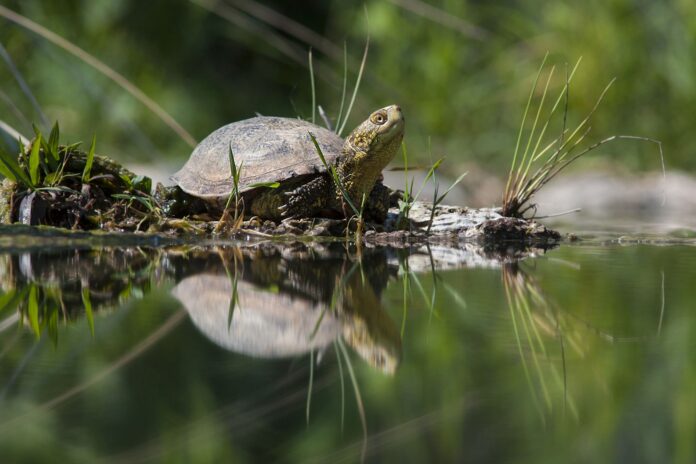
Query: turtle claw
278 203 294 219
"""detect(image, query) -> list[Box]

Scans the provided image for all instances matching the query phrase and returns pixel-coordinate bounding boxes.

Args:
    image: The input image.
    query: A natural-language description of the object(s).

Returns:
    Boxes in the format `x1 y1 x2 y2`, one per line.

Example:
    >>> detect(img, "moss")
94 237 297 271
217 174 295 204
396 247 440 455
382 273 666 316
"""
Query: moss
0 178 16 224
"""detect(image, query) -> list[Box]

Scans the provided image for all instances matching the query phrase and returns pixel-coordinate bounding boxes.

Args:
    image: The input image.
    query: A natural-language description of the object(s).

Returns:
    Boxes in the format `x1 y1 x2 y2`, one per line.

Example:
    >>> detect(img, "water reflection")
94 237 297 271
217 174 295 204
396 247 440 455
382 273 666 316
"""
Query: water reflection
0 248 159 341
170 245 402 374
0 241 551 376
5 238 683 463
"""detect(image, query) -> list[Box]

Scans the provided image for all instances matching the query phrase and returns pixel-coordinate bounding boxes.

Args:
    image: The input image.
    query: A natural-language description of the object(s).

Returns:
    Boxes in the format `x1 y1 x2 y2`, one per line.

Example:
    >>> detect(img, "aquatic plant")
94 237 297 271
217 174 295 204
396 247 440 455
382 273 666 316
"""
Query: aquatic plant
502 56 665 218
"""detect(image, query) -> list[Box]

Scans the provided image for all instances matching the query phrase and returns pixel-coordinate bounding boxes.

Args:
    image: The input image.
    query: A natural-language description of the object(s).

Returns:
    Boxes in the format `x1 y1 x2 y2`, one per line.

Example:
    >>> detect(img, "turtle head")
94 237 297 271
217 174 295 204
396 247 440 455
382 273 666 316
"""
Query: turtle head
343 104 405 167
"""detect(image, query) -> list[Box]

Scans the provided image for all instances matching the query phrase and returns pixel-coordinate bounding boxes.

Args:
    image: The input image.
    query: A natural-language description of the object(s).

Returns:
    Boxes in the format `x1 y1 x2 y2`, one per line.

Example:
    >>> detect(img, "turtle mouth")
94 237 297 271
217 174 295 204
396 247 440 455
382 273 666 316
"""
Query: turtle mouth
380 105 405 137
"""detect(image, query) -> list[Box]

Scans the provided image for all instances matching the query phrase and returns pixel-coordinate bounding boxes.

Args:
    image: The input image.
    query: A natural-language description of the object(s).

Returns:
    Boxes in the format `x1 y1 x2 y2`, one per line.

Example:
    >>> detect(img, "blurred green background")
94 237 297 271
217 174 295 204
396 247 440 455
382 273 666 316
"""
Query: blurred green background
0 0 693 176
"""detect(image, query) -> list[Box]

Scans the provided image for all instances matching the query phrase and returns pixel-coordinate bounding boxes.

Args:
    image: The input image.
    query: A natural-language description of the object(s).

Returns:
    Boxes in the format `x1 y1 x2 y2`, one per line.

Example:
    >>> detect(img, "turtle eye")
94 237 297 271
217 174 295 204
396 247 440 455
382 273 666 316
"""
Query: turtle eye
371 112 387 125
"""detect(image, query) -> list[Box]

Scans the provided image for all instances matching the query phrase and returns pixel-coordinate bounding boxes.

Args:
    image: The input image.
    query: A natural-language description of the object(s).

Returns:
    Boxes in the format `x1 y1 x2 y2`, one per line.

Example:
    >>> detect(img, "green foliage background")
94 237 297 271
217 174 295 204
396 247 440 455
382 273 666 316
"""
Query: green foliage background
0 0 693 173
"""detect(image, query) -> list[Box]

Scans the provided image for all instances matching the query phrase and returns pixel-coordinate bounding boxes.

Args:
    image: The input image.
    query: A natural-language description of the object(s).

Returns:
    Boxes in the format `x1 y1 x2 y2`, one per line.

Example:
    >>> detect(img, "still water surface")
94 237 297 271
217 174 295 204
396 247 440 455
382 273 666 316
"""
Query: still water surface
0 231 694 463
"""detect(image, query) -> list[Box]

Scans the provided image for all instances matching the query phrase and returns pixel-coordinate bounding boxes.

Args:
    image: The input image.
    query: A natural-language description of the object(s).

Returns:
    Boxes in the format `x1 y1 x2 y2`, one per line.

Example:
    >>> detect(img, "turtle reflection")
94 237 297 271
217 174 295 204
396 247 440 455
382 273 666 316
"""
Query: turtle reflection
171 245 402 374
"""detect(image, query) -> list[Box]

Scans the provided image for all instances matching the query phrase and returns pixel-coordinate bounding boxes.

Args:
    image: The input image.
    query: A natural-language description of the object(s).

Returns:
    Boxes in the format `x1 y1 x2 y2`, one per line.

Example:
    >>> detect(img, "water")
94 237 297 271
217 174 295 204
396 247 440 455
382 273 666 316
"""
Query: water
0 230 695 463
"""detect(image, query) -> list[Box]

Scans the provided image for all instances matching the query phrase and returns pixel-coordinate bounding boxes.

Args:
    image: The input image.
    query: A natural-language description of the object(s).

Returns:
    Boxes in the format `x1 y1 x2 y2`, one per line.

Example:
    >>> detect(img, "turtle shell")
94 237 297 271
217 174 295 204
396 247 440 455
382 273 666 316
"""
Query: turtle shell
172 273 342 358
171 116 343 198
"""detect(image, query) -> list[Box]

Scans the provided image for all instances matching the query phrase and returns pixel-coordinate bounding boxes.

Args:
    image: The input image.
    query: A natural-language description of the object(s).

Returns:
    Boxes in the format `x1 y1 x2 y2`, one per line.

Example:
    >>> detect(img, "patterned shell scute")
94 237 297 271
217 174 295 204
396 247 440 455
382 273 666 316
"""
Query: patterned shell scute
172 116 344 198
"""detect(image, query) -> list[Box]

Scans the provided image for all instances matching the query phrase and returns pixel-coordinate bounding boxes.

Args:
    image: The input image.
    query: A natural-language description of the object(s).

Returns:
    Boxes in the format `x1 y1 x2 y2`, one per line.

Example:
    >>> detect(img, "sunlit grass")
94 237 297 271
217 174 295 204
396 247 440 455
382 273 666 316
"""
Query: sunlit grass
502 56 665 218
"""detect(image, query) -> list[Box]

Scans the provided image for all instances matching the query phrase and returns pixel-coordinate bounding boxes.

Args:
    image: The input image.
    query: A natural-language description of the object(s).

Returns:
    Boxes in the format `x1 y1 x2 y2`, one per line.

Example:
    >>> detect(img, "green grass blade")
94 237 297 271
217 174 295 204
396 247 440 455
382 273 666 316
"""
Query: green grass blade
248 181 280 189
337 36 369 136
309 132 360 216
309 48 316 124
81 287 95 336
427 183 439 235
436 171 467 204
47 121 60 160
28 133 41 185
82 134 96 182
531 57 582 164
335 42 348 134
228 144 238 184
0 144 33 187
223 144 242 211
517 65 555 188
505 53 548 196
412 157 444 202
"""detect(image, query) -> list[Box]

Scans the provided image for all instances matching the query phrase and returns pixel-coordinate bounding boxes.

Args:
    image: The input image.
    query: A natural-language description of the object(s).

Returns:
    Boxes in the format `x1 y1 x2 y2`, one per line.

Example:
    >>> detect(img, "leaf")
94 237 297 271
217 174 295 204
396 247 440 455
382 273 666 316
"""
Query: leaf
29 133 42 185
0 144 33 187
81 287 95 336
111 193 155 212
423 158 444 183
28 285 40 338
82 134 96 182
0 156 16 182
119 173 134 189
228 144 238 183
43 172 60 185
134 197 155 211
47 121 60 160
131 175 152 193
248 181 280 189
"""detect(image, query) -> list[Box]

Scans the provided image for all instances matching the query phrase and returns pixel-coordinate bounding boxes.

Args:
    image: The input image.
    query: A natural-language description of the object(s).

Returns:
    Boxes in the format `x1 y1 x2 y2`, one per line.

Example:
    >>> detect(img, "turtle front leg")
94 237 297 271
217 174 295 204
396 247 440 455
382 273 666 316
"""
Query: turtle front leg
363 181 393 223
277 175 335 219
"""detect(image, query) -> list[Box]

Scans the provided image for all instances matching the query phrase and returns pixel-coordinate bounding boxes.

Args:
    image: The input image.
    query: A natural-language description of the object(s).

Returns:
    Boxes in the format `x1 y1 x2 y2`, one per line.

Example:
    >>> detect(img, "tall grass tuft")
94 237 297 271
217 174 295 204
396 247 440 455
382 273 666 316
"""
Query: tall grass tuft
502 56 665 218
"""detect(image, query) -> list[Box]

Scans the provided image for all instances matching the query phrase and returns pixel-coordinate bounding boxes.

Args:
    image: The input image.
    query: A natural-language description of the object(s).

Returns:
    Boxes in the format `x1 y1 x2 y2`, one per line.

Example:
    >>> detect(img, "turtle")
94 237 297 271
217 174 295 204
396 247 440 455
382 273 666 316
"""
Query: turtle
170 105 404 222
